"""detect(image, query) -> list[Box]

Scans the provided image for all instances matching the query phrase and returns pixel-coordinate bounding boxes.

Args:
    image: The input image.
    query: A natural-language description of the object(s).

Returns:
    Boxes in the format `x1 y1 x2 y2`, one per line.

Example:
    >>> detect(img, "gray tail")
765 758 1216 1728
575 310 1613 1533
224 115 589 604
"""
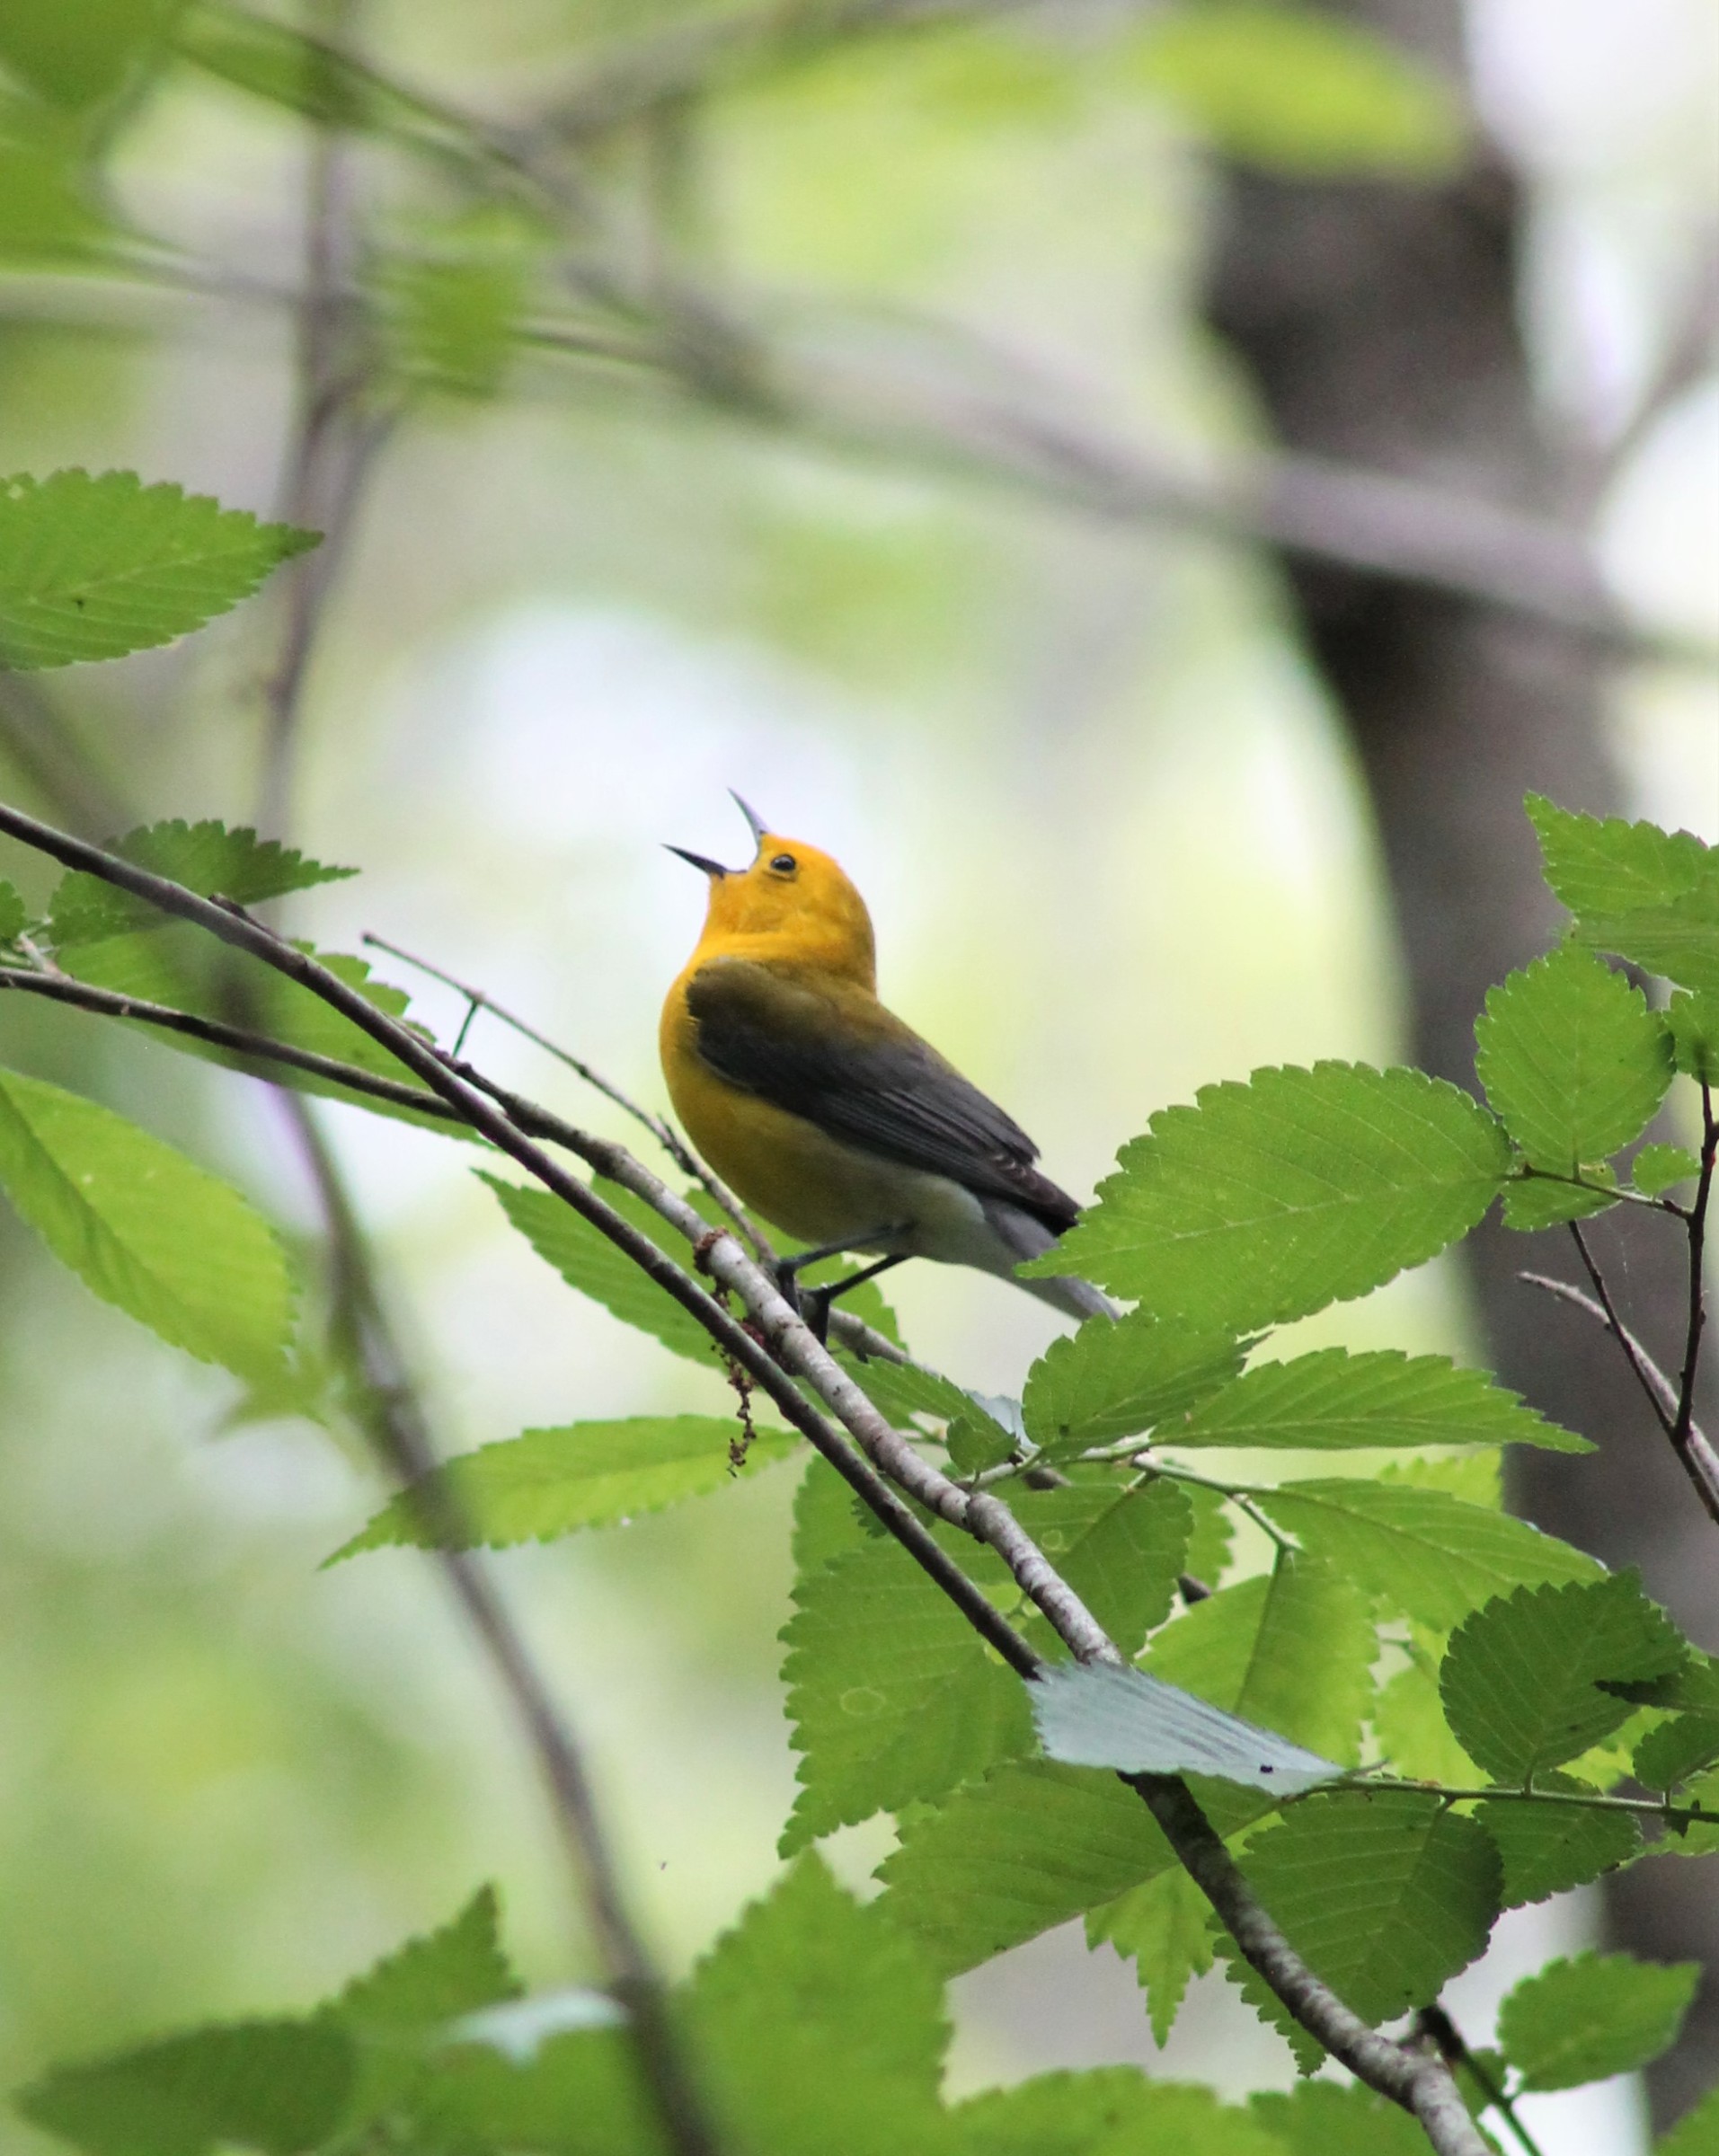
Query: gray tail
982 1202 1120 1323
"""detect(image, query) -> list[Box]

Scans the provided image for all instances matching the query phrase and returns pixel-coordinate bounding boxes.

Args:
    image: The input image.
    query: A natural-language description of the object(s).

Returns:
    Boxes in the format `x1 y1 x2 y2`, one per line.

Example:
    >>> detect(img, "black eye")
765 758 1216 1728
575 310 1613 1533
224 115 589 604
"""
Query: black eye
769 853 797 874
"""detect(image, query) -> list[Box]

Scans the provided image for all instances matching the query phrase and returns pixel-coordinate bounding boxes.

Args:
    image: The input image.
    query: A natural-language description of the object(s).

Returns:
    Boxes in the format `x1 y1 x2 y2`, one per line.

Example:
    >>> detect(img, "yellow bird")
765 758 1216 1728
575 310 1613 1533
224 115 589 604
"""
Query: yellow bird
660 796 1113 1328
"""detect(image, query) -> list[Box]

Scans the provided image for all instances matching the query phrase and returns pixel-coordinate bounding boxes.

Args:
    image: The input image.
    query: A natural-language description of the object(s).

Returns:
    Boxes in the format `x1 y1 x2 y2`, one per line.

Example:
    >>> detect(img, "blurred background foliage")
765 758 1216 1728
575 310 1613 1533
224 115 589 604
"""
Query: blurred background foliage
0 1 1713 2151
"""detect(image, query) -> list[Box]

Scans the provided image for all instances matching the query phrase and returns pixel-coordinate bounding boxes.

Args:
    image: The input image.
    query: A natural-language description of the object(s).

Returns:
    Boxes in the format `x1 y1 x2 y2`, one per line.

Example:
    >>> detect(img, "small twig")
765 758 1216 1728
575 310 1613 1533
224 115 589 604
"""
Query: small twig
1565 1222 1677 1437
1521 1268 1719 1529
361 930 773 1263
1415 2004 1545 2156
1320 1776 1719 1833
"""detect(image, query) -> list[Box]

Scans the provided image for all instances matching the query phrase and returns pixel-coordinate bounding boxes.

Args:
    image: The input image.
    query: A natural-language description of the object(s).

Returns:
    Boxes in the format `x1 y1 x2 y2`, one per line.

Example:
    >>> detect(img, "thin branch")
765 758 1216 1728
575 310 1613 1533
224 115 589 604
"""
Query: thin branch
0 797 1496 2154
1415 2004 1545 2156
360 930 773 1261
1566 1220 1676 1436
1355 1777 1719 1832
1521 1265 1719 1529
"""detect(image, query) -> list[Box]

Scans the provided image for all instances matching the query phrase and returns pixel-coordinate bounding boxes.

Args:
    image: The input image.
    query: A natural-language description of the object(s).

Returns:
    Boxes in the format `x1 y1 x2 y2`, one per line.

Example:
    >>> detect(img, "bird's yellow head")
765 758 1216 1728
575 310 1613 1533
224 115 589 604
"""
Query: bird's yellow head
669 795 876 986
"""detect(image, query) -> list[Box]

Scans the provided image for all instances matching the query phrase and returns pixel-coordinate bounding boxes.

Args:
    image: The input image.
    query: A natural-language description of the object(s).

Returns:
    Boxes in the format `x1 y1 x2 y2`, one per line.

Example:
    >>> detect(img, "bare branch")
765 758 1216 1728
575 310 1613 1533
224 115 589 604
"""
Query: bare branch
1520 1268 1719 1529
0 795 1493 2153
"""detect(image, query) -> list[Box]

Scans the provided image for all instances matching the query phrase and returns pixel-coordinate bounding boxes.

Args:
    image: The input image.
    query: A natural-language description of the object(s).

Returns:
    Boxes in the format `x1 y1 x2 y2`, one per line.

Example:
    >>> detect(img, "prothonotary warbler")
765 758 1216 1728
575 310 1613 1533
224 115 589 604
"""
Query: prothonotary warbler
660 795 1114 1328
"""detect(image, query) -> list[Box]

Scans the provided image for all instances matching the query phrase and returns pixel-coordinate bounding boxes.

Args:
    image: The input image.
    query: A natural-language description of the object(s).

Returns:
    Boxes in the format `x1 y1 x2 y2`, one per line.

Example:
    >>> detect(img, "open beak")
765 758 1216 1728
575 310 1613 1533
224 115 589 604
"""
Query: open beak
730 791 770 854
664 844 728 879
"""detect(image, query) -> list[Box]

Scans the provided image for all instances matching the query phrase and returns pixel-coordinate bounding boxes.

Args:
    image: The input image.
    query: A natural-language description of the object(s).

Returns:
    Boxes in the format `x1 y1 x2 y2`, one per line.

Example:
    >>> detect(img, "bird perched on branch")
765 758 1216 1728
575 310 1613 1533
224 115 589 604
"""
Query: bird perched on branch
660 795 1114 1329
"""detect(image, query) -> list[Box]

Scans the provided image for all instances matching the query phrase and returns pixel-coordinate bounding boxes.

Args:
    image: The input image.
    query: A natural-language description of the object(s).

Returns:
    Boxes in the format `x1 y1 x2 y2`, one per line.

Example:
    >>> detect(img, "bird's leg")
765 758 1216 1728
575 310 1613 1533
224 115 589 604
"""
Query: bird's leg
776 1227 911 1344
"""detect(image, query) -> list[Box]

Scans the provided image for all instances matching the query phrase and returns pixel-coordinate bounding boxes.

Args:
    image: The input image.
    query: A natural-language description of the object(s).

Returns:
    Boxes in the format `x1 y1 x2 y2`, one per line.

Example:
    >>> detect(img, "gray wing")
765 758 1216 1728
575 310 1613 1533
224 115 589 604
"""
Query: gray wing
685 960 1081 1234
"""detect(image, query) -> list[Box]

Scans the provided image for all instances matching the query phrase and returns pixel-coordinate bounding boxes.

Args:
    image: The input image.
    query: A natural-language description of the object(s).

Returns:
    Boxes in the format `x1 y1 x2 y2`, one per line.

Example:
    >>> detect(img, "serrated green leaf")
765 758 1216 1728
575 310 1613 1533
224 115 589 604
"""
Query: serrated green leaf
412 2028 653 2154
1140 1551 1377 1768
1032 1660 1345 1794
14 2019 354 2156
1216 1793 1499 2054
1662 1766 1719 1856
874 1761 1178 1975
1635 1143 1700 1197
1499 1949 1699 2091
687 1856 950 2156
334 1416 793 1560
329 1886 520 2125
953 2068 1283 2155
1128 3 1464 178
1086 1867 1215 2045
1476 945 1672 1171
834 1350 1013 1455
0 470 317 669
792 1453 877 1577
0 879 26 943
1249 2081 1429 2156
1183 1483 1234 1590
1174 1348 1587 1454
1475 1783 1643 1906
0 1065 292 1380
1440 1572 1686 1783
48 819 355 947
1657 2085 1719 2155
1632 1657 1719 1787
1666 990 1719 1083
485 1171 726 1367
1529 795 1719 993
1252 1479 1600 1629
780 1532 1033 1851
1022 1309 1245 1454
1501 1165 1619 1230
1013 1478 1192 1654
1036 1063 1509 1328
946 1411 1015 1475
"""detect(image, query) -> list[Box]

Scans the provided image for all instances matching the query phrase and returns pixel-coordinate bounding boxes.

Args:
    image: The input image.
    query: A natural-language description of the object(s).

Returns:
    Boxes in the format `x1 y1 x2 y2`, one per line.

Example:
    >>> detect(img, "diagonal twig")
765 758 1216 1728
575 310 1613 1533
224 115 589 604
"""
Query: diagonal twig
1520 1268 1719 1529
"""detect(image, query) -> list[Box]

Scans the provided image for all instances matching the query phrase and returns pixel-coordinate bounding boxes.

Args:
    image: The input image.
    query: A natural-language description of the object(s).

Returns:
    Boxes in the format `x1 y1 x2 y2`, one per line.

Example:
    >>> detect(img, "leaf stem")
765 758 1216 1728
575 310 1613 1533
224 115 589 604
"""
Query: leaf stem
1327 1775 1719 1830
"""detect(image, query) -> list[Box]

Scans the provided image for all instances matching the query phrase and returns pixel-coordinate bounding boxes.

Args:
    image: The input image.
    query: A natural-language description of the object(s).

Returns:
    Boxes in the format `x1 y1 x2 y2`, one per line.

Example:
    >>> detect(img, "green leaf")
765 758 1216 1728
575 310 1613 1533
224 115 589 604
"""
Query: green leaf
1036 1063 1509 1329
1249 2081 1429 2156
0 98 107 263
0 0 185 112
1216 1793 1499 2055
835 1350 1014 1456
1498 1949 1699 2092
1252 1478 1600 1629
1139 1552 1378 1768
1475 1784 1643 1907
1440 1572 1686 1782
330 1886 521 2125
1012 1477 1192 1654
1658 2086 1719 2156
1666 990 1719 1082
1127 3 1464 177
953 2069 1284 2155
334 1416 793 1560
945 1410 1015 1475
1529 795 1719 994
14 2019 354 2156
0 1065 293 1380
0 470 317 670
1500 1164 1619 1230
686 1856 950 2156
1032 1660 1345 1794
48 820 355 948
1373 1642 1484 1785
874 1761 1180 1976
1476 945 1672 1171
780 1533 1033 1851
1174 1348 1587 1454
1631 1656 1719 1788
1635 1143 1700 1197
1086 1867 1214 2044
0 879 26 944
385 240 529 401
485 1171 726 1368
793 1454 877 1577
412 2028 654 2155
1022 1310 1245 1454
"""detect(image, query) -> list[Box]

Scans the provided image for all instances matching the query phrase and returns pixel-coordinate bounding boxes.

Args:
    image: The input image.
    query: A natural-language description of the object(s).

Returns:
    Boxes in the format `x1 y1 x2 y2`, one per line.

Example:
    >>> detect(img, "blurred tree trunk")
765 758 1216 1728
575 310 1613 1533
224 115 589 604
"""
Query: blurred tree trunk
1201 0 1718 2124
